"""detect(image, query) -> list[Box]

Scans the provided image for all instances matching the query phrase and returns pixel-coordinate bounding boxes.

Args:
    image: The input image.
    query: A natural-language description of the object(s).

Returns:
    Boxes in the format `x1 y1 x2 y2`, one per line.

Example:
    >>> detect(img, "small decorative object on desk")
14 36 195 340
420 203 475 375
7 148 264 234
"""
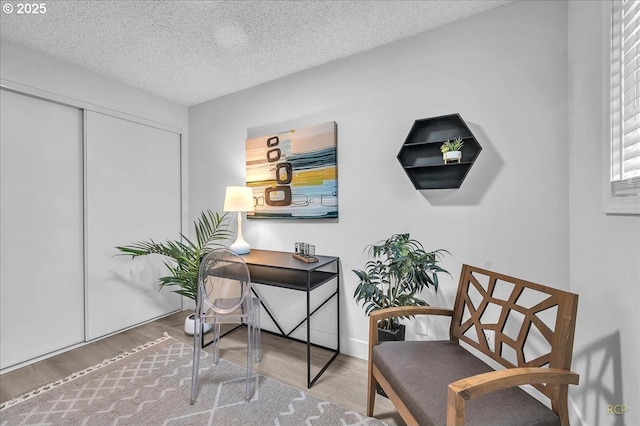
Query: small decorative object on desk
293 242 319 263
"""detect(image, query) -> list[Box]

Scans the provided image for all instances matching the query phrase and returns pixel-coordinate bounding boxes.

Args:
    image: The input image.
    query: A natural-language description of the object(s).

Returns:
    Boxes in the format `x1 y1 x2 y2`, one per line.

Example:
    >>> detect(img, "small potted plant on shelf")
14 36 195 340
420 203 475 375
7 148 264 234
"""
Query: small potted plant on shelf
115 210 232 335
440 137 464 163
352 233 450 340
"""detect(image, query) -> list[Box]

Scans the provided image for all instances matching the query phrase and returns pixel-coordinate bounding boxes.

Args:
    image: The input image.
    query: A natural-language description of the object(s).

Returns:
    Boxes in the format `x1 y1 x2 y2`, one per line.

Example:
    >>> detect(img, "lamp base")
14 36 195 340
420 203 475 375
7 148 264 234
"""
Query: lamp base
229 210 250 254
229 239 251 255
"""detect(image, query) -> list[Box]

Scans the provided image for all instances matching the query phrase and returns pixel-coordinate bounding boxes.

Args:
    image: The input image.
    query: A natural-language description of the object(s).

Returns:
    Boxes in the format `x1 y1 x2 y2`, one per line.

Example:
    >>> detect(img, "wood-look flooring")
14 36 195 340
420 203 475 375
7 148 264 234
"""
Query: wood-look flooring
0 310 403 425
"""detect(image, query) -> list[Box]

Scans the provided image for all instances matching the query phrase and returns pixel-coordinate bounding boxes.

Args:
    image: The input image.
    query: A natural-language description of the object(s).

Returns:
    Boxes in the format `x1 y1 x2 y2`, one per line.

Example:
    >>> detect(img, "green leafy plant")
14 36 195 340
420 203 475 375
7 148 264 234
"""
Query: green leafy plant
115 210 232 301
440 137 464 153
353 233 450 330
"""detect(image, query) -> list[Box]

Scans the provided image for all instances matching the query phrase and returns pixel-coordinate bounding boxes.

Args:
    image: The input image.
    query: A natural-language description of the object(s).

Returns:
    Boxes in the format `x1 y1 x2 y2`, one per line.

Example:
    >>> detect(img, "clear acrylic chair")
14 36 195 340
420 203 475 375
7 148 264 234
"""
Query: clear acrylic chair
190 248 261 404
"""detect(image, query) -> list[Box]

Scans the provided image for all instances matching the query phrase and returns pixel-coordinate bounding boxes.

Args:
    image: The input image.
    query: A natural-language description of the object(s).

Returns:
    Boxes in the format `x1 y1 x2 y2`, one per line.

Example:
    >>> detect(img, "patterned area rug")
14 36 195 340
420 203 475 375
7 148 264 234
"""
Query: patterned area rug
0 334 386 425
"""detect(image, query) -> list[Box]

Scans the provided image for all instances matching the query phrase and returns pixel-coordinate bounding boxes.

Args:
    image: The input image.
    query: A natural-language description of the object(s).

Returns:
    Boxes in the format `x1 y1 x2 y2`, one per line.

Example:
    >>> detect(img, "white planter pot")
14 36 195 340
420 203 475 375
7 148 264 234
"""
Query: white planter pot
184 313 213 335
443 150 462 163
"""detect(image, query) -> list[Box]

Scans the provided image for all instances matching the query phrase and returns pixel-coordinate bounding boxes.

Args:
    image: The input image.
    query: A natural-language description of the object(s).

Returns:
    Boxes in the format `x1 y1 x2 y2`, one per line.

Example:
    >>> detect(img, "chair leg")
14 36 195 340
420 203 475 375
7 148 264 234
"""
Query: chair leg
212 319 220 365
367 366 377 416
190 315 201 405
254 302 261 362
245 317 253 402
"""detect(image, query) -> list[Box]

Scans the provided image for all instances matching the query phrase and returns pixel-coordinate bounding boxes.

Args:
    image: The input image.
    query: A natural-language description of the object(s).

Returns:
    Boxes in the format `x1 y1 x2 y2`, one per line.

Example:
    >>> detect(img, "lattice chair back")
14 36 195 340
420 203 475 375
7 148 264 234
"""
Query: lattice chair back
190 248 261 404
450 264 578 408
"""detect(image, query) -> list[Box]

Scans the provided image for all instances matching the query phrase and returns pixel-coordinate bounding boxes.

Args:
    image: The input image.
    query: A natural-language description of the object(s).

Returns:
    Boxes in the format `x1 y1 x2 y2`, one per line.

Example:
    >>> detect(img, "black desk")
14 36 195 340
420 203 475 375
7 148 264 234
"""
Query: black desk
241 249 340 388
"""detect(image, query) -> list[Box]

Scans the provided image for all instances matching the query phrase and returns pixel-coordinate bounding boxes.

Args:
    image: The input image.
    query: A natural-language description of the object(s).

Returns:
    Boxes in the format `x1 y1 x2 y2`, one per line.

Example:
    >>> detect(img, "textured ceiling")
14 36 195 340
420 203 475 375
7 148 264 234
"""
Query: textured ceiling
1 0 512 106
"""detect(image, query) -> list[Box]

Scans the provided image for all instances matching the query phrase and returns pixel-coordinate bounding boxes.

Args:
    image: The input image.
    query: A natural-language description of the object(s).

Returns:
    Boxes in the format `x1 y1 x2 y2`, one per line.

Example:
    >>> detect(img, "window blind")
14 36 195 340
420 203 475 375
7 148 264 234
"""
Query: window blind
611 0 640 195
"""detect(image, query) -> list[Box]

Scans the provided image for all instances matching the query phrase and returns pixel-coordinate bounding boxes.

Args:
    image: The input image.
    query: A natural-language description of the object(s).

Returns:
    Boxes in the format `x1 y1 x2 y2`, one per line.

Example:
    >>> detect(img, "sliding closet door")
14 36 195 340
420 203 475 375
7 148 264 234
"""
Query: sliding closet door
86 111 182 340
0 89 84 369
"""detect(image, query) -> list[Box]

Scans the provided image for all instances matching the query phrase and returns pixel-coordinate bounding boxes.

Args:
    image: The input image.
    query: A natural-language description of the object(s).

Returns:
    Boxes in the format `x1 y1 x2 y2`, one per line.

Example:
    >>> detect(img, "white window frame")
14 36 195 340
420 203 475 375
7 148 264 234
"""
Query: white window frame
603 0 640 215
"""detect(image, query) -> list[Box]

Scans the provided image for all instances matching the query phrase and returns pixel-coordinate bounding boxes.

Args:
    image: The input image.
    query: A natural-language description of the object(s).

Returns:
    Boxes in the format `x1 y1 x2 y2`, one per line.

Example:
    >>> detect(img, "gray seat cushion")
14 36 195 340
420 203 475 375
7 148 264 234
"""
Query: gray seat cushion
372 340 560 426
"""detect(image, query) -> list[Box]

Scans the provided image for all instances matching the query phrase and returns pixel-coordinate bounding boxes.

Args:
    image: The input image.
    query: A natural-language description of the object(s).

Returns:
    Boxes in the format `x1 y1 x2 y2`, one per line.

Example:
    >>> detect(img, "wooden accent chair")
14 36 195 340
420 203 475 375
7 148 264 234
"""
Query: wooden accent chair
367 264 579 426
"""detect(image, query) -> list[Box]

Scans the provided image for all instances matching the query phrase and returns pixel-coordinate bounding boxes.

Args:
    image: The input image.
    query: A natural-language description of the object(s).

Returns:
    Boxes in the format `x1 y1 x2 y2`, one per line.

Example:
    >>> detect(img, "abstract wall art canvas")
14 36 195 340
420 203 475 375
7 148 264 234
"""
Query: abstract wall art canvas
246 121 337 219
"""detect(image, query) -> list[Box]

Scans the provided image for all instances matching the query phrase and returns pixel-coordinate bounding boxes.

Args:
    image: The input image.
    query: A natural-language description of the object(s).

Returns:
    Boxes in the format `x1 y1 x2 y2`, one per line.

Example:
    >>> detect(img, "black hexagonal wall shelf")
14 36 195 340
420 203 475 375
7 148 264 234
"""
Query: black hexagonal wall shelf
397 113 482 189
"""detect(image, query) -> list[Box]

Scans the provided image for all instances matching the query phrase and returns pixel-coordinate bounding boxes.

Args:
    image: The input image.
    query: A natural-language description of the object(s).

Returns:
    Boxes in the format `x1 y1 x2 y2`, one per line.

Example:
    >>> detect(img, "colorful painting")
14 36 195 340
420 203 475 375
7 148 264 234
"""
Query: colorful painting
246 121 337 219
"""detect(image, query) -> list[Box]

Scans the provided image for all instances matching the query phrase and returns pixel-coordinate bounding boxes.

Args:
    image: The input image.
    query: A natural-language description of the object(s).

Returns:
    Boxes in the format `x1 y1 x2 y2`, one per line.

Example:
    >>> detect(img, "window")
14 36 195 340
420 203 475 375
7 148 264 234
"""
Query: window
605 0 640 214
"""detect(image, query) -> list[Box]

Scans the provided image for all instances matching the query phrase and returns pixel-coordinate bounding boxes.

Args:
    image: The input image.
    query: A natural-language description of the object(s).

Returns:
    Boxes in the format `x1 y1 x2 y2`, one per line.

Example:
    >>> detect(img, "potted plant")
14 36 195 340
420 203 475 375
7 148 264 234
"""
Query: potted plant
353 233 450 339
115 210 232 335
440 137 464 163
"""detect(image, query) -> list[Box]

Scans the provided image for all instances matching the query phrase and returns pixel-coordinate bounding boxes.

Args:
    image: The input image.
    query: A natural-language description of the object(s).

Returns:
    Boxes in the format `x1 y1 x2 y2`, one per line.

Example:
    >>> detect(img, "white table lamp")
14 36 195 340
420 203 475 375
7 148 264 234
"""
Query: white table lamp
224 186 255 254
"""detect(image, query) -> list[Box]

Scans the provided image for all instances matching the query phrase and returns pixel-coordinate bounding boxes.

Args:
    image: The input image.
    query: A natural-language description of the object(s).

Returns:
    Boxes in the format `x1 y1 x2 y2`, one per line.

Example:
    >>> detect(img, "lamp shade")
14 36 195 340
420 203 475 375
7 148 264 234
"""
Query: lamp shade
224 186 254 212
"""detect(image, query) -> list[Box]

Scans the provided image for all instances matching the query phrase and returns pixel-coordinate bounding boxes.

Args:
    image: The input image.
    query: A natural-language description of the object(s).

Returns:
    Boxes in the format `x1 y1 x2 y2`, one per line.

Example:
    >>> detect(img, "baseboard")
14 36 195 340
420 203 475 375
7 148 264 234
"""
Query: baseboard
340 336 368 360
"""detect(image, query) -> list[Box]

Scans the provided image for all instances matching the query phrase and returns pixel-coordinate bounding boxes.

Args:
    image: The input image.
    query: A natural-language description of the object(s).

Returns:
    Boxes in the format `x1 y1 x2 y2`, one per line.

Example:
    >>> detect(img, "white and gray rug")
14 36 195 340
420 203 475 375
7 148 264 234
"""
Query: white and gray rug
0 334 386 425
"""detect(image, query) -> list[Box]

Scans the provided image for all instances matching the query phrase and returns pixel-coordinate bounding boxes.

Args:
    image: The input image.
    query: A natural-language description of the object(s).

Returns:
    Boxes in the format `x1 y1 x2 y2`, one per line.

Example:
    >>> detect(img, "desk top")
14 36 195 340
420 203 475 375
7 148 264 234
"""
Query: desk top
241 249 339 272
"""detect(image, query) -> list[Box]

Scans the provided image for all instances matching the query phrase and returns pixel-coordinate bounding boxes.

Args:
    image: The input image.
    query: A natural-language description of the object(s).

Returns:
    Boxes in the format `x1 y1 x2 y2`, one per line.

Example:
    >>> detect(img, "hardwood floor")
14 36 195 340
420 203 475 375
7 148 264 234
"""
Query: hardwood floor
0 310 403 425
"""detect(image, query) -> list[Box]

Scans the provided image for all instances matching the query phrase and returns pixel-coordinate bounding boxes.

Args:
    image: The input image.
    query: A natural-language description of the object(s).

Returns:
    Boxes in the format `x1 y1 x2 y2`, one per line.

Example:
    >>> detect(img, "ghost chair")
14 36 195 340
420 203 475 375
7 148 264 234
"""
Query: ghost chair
190 248 261 404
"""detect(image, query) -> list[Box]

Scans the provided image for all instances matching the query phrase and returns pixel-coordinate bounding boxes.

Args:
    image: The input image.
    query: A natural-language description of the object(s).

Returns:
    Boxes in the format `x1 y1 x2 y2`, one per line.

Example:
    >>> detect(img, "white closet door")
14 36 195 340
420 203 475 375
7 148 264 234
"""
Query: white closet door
86 111 182 340
0 89 84 369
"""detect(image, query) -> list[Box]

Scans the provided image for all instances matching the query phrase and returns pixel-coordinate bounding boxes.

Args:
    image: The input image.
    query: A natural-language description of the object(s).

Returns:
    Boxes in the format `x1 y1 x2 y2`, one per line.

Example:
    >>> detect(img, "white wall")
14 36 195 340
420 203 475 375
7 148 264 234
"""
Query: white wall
568 2 640 426
189 0 570 358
